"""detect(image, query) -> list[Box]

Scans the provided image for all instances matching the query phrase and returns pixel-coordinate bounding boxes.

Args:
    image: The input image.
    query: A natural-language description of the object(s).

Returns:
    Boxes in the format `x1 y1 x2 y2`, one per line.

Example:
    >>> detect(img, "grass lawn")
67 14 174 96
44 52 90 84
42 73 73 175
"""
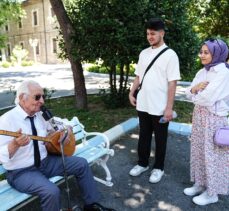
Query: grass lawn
0 95 194 132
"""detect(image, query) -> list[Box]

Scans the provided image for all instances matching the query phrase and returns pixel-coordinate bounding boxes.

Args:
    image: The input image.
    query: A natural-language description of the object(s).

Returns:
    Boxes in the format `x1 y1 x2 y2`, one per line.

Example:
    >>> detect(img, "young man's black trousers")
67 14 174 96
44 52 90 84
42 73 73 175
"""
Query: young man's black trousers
137 111 169 170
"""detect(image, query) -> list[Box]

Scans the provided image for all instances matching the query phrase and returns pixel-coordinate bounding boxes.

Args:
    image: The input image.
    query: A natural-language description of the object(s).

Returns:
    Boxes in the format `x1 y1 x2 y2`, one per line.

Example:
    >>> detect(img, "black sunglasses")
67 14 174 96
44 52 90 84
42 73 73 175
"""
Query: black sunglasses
33 94 45 101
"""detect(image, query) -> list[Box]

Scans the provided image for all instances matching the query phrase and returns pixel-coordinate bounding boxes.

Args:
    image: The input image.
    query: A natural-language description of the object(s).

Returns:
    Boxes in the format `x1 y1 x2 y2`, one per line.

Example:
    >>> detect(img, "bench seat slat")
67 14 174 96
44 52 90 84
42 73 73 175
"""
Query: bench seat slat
86 136 106 147
74 131 85 141
0 166 6 175
77 147 109 163
0 180 11 194
0 187 31 210
0 176 64 210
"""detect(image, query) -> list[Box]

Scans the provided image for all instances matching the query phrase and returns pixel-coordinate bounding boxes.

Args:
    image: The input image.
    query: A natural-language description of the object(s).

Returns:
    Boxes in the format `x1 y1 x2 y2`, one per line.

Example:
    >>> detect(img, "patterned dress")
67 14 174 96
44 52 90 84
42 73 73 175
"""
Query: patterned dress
190 104 229 196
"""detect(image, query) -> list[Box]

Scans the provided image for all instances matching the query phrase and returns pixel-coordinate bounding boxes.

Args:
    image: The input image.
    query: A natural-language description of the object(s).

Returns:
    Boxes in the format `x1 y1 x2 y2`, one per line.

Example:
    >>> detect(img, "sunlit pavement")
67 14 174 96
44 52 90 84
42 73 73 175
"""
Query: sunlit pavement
0 63 189 109
61 131 228 211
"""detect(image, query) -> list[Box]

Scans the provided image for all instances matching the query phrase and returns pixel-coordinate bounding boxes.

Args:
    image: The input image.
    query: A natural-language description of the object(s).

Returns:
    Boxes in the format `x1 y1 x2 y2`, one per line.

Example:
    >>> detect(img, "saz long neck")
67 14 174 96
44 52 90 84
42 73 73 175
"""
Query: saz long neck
0 130 50 142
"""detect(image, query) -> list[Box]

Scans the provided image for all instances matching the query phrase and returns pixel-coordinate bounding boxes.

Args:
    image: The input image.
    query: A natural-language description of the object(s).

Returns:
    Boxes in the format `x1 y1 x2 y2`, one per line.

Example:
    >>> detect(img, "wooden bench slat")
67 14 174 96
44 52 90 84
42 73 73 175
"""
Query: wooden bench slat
0 186 31 210
0 165 6 175
0 176 64 210
78 147 109 163
74 132 85 141
49 176 63 183
0 180 11 194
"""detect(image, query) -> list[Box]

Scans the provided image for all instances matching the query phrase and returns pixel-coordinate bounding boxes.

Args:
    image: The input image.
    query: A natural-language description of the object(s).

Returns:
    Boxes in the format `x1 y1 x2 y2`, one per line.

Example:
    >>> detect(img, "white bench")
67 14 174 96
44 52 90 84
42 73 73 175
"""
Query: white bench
0 116 114 211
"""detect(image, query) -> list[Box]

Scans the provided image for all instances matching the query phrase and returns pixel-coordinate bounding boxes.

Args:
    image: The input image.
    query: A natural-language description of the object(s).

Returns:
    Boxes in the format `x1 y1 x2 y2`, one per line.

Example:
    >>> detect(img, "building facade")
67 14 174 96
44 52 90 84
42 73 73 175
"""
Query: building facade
1 0 61 64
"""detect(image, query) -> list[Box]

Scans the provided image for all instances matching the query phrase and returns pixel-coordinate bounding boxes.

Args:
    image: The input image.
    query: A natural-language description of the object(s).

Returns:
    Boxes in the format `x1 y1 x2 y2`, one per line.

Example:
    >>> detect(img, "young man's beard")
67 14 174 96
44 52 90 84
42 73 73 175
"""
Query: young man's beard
151 37 163 48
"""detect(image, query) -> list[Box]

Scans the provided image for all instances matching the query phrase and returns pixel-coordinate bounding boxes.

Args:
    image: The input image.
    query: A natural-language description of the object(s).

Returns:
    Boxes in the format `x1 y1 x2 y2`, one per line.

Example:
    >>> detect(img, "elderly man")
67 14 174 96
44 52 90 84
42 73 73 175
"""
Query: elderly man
0 80 114 211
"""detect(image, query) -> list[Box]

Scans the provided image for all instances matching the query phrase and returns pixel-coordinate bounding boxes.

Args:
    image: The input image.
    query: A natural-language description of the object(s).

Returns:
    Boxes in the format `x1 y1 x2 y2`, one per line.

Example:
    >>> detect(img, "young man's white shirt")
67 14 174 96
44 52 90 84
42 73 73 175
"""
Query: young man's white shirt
135 44 180 115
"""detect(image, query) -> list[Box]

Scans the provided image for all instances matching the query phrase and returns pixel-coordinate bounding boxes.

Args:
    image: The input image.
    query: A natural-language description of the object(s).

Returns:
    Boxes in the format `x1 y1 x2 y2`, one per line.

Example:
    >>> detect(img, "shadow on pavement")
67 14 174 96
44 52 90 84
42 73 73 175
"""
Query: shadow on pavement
15 130 229 211
93 130 229 211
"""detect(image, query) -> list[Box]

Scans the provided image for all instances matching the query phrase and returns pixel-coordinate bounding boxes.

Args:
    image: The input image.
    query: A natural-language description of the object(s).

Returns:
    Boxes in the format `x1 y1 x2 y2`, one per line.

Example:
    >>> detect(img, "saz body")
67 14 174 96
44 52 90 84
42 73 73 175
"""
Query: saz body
0 130 76 156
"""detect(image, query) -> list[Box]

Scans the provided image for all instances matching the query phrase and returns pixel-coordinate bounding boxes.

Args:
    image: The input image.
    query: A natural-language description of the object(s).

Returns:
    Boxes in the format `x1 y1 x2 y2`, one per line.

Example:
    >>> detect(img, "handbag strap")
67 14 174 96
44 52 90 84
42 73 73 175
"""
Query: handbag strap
138 47 169 90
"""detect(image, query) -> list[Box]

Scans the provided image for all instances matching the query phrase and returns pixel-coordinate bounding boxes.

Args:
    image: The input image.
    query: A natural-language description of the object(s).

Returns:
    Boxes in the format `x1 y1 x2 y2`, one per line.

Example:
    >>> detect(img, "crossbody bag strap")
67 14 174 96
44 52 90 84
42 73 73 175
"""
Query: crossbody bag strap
138 47 169 90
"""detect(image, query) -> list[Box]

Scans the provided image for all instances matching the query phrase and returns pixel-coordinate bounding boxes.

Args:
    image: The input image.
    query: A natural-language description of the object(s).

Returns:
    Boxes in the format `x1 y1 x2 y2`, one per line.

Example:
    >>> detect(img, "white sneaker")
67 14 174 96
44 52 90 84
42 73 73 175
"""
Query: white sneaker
129 165 149 176
192 191 218 206
149 169 164 183
183 184 205 196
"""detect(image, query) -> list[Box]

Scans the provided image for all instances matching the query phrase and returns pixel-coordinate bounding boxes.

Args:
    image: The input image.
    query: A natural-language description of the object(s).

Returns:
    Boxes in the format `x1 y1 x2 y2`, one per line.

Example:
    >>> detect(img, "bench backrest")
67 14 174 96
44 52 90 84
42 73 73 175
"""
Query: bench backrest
53 116 86 142
0 165 5 175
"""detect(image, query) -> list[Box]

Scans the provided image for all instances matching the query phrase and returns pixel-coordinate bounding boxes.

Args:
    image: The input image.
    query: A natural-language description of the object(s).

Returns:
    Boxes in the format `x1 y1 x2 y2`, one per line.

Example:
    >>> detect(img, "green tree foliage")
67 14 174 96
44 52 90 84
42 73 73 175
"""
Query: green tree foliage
61 0 199 107
11 45 28 65
50 0 88 109
146 0 200 79
63 0 149 107
188 0 229 40
0 0 24 48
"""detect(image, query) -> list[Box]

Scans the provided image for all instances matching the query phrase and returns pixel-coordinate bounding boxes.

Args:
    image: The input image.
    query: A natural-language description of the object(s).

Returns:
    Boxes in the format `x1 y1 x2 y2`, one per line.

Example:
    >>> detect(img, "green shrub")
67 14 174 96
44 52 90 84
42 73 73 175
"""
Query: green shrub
1 61 11 68
21 60 34 66
87 63 135 76
99 89 130 109
11 45 28 66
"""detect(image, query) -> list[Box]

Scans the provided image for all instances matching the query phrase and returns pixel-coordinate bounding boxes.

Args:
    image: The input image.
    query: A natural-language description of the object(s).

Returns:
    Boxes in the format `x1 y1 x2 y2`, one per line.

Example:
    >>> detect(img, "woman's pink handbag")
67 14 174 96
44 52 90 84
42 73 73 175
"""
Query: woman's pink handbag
214 127 229 146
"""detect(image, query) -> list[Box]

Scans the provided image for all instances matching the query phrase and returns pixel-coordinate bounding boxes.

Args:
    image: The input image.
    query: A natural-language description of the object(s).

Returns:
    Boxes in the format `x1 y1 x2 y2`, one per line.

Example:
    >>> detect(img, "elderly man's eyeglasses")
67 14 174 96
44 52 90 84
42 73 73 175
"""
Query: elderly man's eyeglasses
33 94 45 101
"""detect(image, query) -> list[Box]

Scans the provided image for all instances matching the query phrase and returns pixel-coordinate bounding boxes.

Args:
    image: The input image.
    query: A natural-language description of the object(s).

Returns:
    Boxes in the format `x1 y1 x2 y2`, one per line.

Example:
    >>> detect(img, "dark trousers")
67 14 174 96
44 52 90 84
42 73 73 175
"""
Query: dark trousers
137 111 169 170
7 155 99 211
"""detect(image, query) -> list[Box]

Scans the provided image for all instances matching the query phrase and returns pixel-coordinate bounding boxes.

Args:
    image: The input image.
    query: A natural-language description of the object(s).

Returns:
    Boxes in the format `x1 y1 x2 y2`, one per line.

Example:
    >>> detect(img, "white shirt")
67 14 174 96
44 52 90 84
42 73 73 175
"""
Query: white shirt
0 105 51 170
135 44 180 115
185 63 229 116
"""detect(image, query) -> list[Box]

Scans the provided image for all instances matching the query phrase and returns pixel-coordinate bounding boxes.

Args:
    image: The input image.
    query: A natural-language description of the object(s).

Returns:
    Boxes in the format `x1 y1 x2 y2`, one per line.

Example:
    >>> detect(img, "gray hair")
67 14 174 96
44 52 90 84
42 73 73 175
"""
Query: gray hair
15 80 41 104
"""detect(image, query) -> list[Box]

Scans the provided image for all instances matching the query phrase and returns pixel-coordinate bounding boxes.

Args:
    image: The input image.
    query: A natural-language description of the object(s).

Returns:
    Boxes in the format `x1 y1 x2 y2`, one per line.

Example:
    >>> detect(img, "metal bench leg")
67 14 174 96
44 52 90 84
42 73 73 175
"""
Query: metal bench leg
94 151 114 187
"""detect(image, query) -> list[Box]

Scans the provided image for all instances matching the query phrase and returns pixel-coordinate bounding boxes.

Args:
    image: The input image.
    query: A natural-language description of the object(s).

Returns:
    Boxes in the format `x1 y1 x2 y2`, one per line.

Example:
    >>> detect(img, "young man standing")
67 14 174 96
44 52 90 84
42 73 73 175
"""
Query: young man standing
129 18 180 183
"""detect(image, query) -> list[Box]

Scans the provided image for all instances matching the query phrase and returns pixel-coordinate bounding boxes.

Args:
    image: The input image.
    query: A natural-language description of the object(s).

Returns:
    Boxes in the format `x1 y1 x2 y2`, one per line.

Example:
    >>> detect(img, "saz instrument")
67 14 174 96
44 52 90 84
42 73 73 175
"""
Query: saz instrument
0 130 76 156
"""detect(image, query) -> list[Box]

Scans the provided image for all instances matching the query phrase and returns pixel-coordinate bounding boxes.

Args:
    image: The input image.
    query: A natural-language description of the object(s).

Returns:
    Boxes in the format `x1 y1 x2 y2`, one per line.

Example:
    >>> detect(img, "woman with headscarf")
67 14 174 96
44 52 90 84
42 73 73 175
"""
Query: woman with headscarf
184 39 229 206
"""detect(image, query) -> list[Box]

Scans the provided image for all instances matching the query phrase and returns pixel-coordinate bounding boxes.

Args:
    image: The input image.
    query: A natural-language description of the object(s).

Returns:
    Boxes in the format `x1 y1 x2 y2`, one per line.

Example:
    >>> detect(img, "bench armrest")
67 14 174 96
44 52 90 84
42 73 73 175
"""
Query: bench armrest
84 132 110 148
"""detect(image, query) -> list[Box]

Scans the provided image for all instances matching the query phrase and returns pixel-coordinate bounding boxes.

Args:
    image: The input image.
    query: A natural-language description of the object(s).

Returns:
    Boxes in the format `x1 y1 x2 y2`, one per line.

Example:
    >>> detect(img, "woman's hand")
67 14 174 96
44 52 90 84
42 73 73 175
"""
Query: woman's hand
191 81 209 94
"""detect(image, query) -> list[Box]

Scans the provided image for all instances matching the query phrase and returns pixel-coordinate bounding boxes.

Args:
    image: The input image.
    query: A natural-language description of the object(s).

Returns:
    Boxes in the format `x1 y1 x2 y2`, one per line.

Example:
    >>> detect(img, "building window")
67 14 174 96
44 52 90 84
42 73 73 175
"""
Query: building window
5 24 9 32
20 42 24 49
36 42 40 55
6 43 11 56
18 18 22 28
50 7 55 17
52 38 57 53
32 10 38 26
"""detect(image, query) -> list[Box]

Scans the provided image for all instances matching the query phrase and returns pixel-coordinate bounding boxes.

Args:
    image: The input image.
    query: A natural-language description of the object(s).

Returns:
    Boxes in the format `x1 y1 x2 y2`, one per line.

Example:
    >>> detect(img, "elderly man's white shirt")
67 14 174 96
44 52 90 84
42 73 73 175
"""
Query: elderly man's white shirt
135 44 180 115
0 105 51 170
185 63 229 116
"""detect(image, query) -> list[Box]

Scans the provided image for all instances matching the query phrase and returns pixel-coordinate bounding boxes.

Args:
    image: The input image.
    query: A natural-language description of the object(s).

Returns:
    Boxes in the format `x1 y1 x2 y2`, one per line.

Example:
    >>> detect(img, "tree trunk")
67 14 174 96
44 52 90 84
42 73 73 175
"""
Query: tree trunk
70 60 87 109
124 63 130 91
49 0 87 109
119 63 124 93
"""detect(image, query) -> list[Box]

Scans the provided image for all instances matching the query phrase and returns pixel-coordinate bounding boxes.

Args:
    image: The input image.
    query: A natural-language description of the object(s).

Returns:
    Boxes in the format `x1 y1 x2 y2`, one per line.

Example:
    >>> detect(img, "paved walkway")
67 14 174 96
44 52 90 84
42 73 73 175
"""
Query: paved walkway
0 63 189 109
94 131 228 211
